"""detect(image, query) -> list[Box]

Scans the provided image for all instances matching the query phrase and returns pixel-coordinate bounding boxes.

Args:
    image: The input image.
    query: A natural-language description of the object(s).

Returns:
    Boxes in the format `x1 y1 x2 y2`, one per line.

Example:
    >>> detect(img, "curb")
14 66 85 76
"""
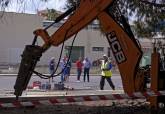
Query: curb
0 90 165 108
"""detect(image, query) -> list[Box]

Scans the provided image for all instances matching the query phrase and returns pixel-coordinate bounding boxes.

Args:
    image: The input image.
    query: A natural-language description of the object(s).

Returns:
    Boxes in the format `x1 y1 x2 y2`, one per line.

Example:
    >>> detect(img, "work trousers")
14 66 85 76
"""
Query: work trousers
77 68 82 80
100 76 115 90
49 69 54 82
84 68 90 82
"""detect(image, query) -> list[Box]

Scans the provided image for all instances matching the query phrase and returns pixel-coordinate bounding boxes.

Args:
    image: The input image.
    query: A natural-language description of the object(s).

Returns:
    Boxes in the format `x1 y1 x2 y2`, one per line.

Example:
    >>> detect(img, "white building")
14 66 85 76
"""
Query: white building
0 12 110 66
1 12 162 67
0 12 42 66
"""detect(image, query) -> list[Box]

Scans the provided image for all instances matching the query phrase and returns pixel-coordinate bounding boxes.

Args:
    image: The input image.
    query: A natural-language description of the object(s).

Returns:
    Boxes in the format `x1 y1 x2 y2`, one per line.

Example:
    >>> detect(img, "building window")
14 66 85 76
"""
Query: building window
92 47 104 51
43 20 100 30
65 46 84 63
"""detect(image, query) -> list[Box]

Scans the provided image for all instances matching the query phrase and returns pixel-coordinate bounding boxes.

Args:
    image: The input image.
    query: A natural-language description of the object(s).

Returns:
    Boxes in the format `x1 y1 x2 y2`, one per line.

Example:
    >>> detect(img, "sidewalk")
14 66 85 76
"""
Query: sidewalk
0 66 120 75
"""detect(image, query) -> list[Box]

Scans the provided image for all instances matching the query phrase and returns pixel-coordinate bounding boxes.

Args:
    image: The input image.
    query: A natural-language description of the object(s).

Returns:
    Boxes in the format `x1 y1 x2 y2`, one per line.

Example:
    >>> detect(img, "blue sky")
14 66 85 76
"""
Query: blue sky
5 0 67 14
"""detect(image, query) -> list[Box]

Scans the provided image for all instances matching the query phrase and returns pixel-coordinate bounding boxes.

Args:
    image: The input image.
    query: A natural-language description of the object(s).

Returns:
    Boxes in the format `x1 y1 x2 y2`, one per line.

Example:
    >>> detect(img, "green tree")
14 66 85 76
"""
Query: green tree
65 0 165 38
47 9 61 21
1 0 164 37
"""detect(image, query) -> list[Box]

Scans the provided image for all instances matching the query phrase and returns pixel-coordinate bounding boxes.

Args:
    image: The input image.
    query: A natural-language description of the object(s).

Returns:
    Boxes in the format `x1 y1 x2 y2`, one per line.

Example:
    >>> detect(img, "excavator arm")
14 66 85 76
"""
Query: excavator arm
98 12 142 94
14 0 144 98
34 0 114 46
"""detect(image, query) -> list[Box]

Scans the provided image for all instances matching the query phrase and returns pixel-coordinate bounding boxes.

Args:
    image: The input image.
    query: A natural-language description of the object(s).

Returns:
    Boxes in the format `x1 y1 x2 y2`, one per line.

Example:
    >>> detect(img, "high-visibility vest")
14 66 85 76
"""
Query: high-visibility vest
101 61 112 77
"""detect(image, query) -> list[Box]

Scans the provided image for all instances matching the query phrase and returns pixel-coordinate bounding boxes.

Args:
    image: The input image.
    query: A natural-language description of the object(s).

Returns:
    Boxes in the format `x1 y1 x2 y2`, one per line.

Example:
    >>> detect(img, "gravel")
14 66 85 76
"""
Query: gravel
1 100 165 114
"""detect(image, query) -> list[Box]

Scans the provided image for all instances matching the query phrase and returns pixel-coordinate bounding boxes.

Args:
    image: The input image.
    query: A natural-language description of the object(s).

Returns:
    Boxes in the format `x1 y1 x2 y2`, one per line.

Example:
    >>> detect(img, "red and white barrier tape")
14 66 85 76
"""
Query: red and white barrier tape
0 90 165 108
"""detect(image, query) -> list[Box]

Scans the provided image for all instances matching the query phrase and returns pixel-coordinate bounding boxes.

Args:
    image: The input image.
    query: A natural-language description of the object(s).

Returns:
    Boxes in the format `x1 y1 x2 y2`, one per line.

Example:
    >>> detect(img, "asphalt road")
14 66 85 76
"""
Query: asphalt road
0 74 153 114
0 74 123 91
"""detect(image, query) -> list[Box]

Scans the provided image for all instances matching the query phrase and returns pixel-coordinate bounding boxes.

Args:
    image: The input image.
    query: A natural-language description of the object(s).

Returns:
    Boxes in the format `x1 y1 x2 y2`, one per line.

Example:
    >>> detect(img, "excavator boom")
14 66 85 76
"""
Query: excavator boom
98 12 142 93
14 0 143 97
47 0 142 94
49 0 114 46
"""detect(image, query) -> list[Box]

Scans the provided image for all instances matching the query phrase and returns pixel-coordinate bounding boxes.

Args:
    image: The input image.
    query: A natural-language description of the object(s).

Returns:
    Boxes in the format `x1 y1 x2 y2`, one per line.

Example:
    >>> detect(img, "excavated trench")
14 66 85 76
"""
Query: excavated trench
0 100 165 114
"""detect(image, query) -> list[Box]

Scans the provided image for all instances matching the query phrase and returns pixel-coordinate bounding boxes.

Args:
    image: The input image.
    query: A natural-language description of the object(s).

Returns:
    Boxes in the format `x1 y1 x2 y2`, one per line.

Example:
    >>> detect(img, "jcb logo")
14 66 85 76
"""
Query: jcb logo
106 31 126 64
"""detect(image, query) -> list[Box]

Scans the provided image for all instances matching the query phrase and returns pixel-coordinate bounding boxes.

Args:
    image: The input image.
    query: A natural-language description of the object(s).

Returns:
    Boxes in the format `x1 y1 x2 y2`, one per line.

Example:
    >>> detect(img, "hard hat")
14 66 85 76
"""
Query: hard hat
103 54 107 57
51 57 55 60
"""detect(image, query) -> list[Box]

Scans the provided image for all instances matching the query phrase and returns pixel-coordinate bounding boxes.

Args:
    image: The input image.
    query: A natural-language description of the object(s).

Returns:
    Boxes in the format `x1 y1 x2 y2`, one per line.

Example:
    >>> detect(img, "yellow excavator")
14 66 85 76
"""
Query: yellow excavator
14 0 165 110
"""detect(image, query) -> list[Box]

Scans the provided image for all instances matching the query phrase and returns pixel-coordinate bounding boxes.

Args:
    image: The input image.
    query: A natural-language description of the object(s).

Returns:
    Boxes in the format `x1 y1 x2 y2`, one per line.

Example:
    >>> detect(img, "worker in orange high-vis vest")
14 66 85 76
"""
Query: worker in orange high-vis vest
100 54 115 90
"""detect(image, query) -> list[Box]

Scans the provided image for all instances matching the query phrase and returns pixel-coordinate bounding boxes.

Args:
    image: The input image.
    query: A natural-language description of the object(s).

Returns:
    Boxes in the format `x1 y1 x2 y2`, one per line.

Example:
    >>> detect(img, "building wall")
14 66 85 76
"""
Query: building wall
62 30 109 62
0 12 109 66
0 12 42 65
0 12 157 66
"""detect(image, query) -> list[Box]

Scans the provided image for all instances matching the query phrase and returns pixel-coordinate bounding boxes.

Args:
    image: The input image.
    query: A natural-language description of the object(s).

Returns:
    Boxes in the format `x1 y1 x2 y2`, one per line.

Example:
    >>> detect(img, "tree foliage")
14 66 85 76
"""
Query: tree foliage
47 9 61 21
0 0 164 37
65 0 165 38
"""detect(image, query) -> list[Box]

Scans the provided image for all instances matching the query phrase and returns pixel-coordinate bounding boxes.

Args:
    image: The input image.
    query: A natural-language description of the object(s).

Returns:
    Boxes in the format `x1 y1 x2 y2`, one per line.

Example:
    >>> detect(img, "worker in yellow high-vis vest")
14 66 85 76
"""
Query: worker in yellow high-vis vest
100 54 115 90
